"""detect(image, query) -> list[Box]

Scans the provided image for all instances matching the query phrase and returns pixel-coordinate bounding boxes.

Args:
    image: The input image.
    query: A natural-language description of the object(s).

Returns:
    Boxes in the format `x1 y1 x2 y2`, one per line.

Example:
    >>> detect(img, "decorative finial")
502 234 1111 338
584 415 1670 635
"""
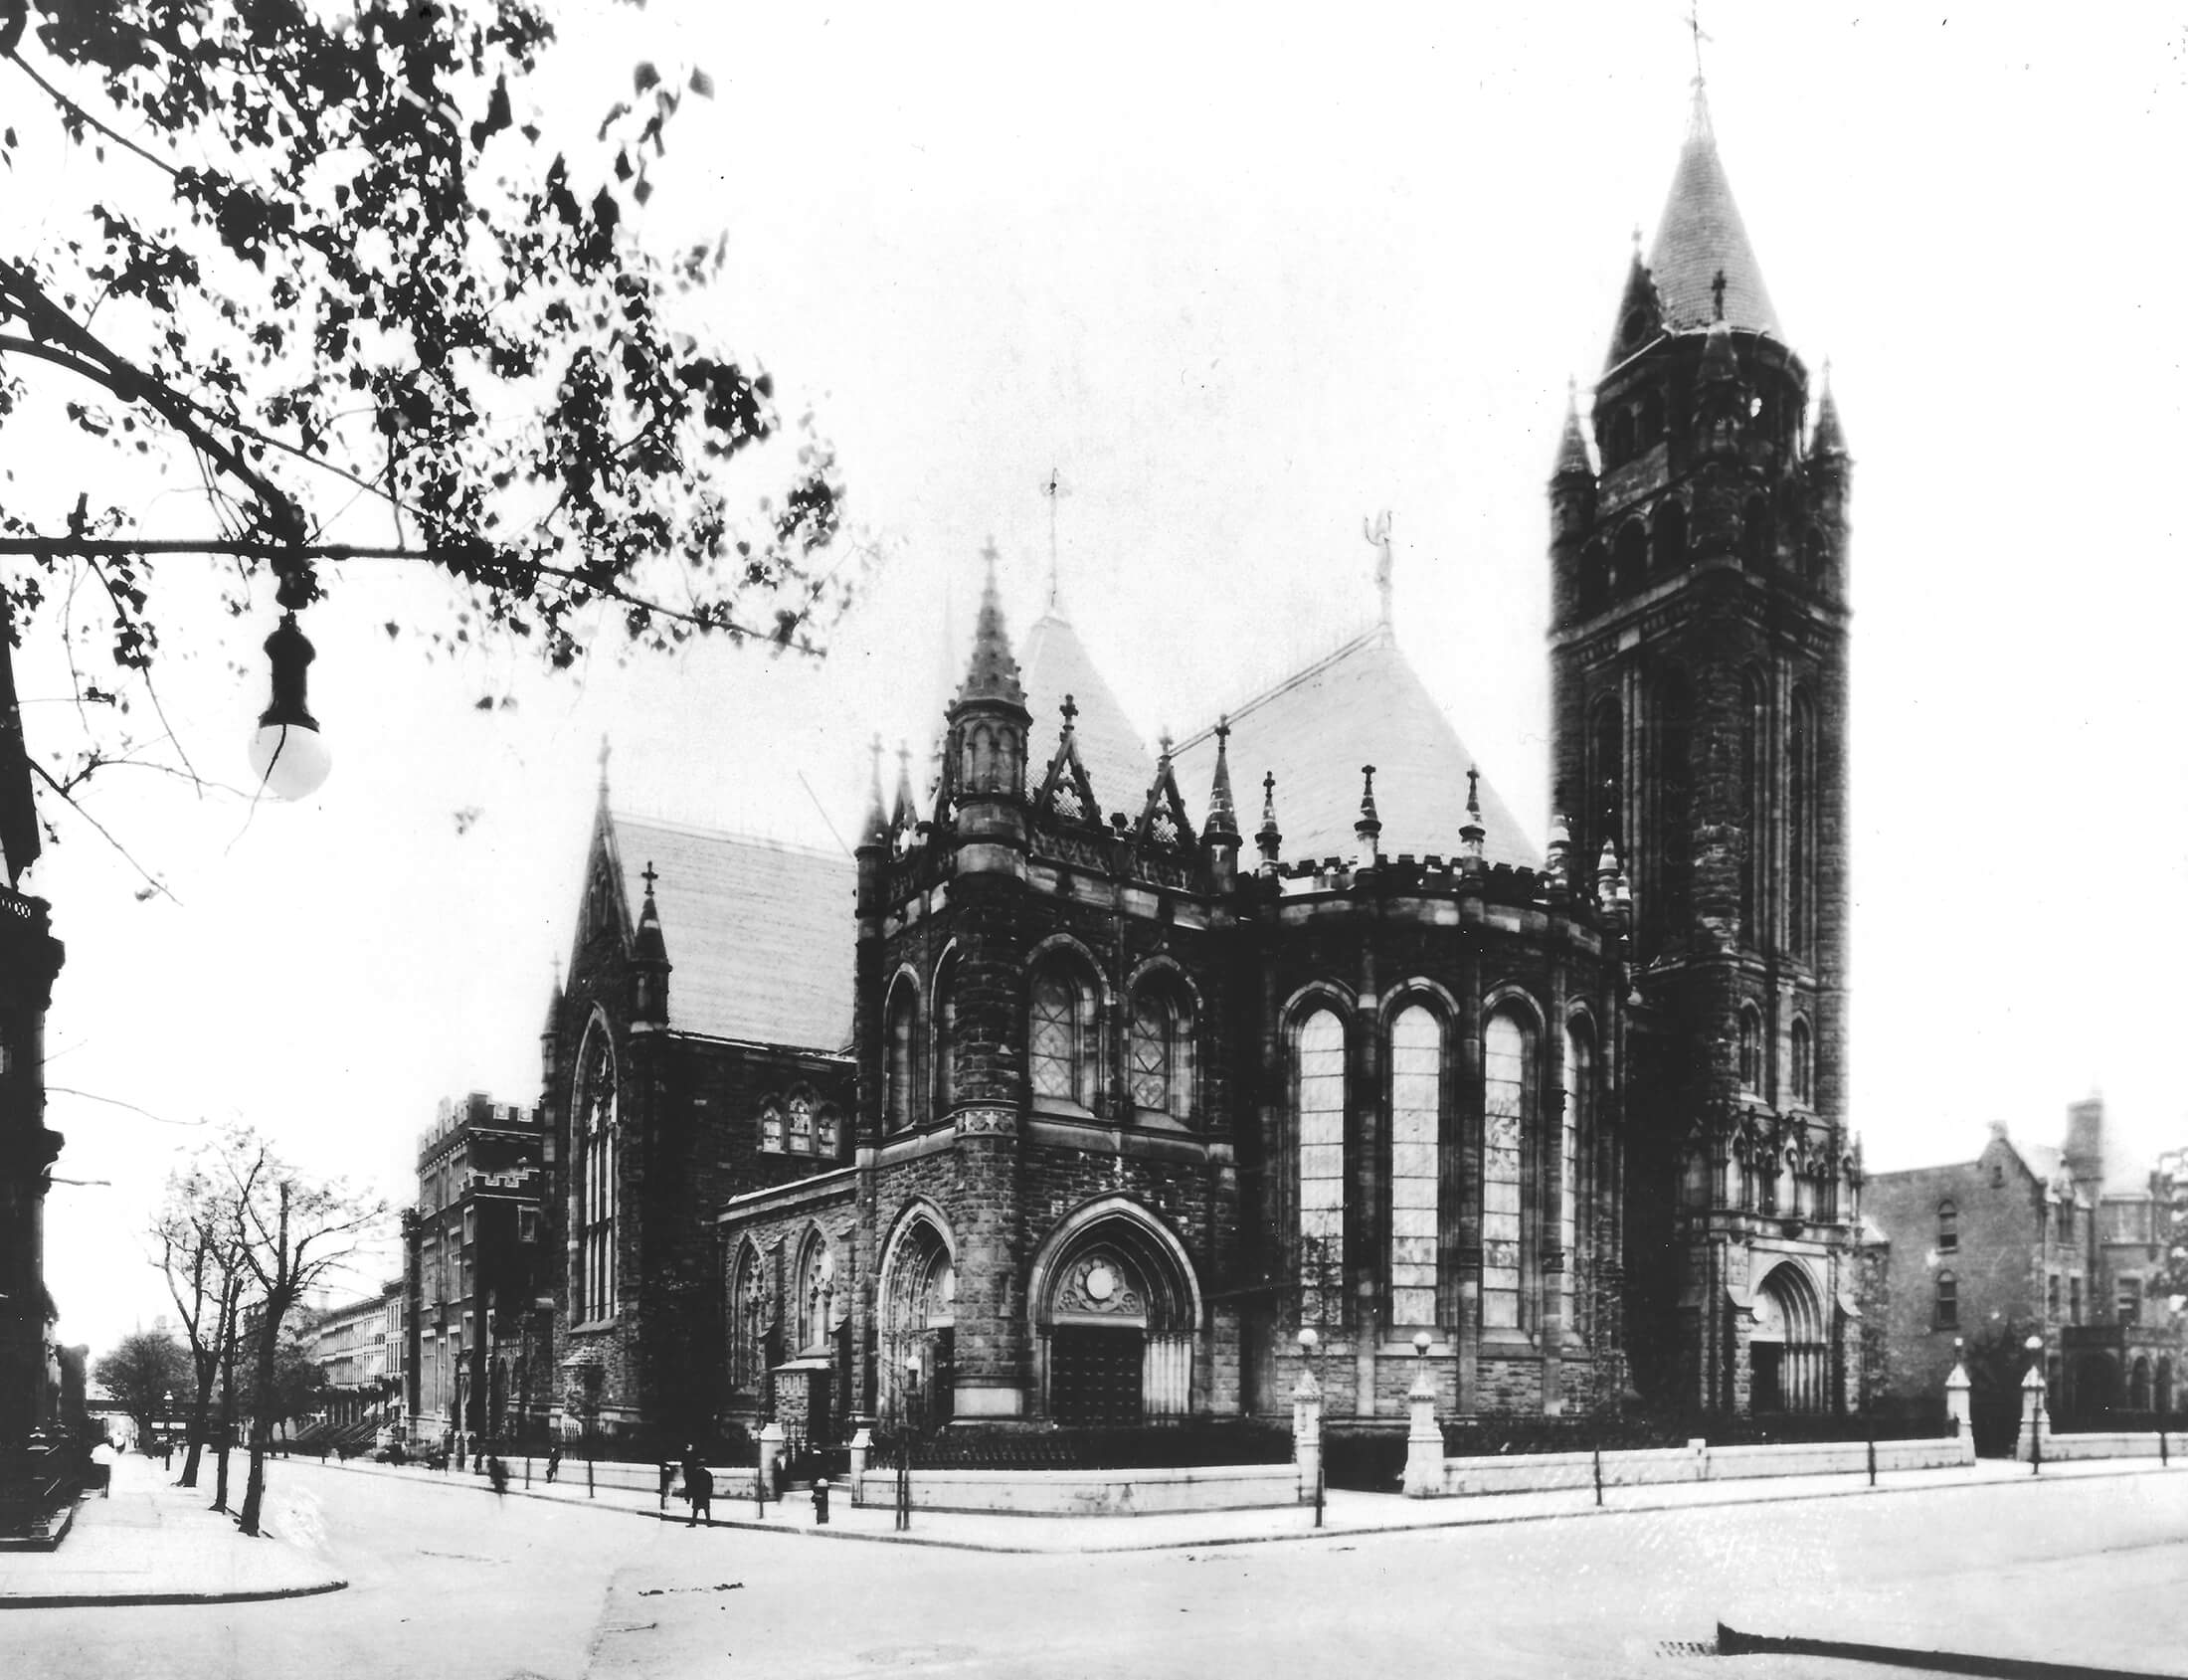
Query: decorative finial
1364 509 1394 630
1356 764 1381 857
1042 467 1068 613
1158 728 1174 763
1460 765 1486 866
1632 223 1644 258
1256 769 1283 868
1685 1 1711 85
1711 267 1727 322
1214 712 1230 743
1059 692 1078 730
640 859 658 898
1466 766 1481 817
1203 714 1239 843
980 534 1000 572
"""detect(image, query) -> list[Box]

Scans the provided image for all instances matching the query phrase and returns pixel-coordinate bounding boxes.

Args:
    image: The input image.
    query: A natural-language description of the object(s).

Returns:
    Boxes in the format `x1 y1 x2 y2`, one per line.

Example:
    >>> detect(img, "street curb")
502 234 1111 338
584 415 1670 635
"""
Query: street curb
0 1577 348 1610
282 1454 2181 1558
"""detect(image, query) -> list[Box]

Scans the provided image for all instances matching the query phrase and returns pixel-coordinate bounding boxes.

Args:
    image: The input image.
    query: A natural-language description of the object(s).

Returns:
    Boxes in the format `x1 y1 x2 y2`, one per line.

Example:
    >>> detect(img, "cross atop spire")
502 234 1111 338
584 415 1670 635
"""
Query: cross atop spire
1059 692 1078 730
640 859 658 897
1042 467 1069 615
1255 769 1283 868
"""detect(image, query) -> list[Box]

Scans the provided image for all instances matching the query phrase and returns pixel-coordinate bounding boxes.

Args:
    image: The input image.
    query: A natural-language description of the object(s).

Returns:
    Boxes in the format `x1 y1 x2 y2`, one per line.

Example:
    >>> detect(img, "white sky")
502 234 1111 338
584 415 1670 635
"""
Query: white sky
11 2 2186 1357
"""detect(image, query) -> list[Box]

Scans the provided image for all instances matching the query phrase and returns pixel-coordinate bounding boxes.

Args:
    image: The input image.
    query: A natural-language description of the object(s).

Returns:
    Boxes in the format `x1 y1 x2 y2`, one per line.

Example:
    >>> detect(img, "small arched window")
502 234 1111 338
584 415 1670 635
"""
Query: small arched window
760 1100 785 1154
1030 955 1100 1109
1651 498 1687 574
934 954 961 1117
1296 1009 1347 1322
1129 974 1194 1121
816 1104 842 1159
1737 1006 1762 1093
1789 1019 1813 1105
1935 1269 1958 1331
1937 1199 1957 1254
787 1092 814 1154
884 981 919 1133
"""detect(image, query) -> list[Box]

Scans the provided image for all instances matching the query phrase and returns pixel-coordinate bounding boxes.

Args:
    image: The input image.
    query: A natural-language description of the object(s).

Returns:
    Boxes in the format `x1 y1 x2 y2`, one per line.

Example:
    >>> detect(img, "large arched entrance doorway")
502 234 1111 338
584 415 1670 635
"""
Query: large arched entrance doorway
1749 1263 1829 1413
878 1209 955 1429
1031 1202 1201 1425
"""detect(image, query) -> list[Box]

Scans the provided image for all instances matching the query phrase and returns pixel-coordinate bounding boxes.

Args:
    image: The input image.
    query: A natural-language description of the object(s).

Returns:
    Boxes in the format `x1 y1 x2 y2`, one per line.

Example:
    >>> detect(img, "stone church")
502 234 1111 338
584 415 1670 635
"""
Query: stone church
537 82 1863 1452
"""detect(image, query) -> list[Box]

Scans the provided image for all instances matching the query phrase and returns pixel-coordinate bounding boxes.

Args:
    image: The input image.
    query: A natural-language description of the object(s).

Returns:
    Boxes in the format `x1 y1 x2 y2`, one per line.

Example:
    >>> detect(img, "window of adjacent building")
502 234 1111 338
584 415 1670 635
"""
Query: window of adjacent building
1387 1005 1441 1328
2070 1276 2083 1324
2118 1277 2141 1326
1935 1269 1957 1330
2058 1205 2074 1247
2048 1273 2061 1318
1737 1006 1762 1093
788 1093 815 1154
816 1105 841 1158
1789 1019 1813 1106
1937 1200 1957 1254
1129 975 1194 1121
574 1020 618 1324
885 981 918 1132
1296 1009 1347 1322
760 1100 785 1153
1482 1009 1533 1333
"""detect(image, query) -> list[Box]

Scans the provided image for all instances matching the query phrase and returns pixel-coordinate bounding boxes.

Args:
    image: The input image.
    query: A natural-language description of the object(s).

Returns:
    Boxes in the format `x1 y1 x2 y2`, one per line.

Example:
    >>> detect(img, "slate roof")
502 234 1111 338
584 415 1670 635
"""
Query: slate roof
1172 629 1537 868
606 813 854 1052
1020 609 1157 825
1643 85 1781 340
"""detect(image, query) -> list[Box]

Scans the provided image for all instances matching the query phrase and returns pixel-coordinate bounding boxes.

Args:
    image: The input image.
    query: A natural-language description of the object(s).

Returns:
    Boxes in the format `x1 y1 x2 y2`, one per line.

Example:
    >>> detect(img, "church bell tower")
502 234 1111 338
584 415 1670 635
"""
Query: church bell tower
1548 82 1857 1413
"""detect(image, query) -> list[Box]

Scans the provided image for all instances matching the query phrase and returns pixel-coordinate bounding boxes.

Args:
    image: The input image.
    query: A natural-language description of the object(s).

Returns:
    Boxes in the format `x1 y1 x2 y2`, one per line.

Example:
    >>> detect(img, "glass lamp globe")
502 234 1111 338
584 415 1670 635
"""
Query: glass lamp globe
248 718 332 801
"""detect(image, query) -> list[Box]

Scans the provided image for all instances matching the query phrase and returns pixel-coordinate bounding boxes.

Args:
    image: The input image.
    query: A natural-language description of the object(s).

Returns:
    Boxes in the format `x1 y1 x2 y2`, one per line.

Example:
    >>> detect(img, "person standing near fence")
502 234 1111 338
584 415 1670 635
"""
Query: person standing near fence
545 1440 561 1483
683 1449 712 1527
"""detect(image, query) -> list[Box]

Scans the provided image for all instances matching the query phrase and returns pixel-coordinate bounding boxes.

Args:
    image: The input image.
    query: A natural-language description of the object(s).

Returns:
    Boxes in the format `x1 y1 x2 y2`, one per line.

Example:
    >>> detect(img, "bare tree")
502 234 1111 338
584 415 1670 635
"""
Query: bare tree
151 1148 257 1490
225 1134 385 1537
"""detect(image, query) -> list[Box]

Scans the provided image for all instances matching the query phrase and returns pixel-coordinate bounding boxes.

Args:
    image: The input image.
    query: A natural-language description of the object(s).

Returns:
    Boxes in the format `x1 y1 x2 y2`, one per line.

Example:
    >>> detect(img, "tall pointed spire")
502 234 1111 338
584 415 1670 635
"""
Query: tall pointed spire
1553 378 1593 479
954 538 1025 708
1255 770 1283 871
1642 78 1780 340
1202 715 1239 841
1812 363 1849 458
861 733 889 846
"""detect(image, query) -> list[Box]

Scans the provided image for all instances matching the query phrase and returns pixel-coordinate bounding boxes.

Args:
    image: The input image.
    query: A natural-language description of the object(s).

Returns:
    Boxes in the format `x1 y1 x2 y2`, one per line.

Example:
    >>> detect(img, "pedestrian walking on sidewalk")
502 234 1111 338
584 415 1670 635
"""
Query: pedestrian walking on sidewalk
683 1450 712 1527
487 1455 509 1497
545 1441 561 1484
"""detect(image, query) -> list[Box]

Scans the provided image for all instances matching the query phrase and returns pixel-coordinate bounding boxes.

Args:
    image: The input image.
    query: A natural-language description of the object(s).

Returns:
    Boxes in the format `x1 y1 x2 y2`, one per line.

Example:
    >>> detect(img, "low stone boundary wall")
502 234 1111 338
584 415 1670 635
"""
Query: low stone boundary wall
550 1459 762 1501
851 1461 1299 1516
2033 1430 2180 1462
1426 1434 1972 1498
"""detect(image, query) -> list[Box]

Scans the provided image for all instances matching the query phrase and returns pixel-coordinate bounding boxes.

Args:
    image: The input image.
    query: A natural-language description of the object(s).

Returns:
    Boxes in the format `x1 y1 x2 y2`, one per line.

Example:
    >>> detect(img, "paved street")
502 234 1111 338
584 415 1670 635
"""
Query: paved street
7 1459 2188 1679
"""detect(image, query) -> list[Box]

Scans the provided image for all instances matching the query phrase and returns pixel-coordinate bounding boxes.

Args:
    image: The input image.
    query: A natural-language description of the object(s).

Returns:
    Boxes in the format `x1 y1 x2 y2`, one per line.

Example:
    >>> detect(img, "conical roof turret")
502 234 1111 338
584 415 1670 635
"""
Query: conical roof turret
1642 81 1780 340
633 860 668 963
952 543 1025 710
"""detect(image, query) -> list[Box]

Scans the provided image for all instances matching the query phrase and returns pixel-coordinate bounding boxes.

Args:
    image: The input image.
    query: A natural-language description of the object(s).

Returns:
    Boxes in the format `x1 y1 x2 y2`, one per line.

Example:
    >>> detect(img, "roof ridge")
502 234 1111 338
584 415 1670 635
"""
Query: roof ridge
609 809 849 864
1174 626 1387 754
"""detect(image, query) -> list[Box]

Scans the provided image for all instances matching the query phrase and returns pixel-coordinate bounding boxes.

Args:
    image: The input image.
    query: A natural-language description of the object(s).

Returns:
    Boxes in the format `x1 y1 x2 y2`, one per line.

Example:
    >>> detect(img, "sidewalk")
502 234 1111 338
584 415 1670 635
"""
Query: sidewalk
298 1441 2185 1556
0 1452 346 1608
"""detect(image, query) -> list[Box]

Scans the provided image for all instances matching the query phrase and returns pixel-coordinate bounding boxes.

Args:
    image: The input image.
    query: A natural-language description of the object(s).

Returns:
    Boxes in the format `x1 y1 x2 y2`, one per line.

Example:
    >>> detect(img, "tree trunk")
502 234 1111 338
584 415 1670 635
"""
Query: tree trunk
237 1296 284 1536
211 1337 237 1513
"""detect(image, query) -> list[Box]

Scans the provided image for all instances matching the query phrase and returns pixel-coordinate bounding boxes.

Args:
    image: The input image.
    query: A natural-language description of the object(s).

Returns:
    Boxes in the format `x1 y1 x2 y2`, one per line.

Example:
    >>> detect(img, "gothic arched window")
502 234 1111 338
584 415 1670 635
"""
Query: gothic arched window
1387 1004 1441 1328
573 1019 618 1324
1937 1199 1958 1254
794 1231 835 1353
760 1099 785 1154
1129 974 1194 1121
1789 1018 1813 1106
884 980 918 1133
1935 1269 1958 1331
816 1103 842 1159
1588 694 1623 867
1561 1018 1593 1328
1738 1006 1762 1093
1652 498 1687 574
1029 954 1100 1109
787 1091 815 1154
1611 520 1647 594
728 1242 767 1392
1741 668 1765 940
1788 691 1817 959
1296 1008 1347 1323
1482 1008 1534 1333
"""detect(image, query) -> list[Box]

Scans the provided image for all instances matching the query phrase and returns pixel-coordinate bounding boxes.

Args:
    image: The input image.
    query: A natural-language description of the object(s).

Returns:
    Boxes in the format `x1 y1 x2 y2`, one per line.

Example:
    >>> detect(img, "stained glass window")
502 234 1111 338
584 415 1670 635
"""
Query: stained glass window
1482 1011 1529 1331
788 1094 814 1153
1030 969 1077 1101
1297 1009 1346 1321
1388 1006 1440 1327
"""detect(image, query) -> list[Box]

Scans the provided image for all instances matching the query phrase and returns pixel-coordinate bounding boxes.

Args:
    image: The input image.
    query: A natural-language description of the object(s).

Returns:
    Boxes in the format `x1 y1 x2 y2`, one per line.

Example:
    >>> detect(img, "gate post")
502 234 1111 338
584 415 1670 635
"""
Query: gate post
1292 1336 1324 1517
1401 1332 1443 1498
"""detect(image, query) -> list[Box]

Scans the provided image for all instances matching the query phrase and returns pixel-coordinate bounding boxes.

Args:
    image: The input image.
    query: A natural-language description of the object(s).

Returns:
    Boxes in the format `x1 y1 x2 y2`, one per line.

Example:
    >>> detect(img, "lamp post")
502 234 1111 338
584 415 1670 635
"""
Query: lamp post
895 1353 919 1533
2025 1333 2047 1474
1297 1327 1324 1528
247 609 333 800
1403 1330 1442 1499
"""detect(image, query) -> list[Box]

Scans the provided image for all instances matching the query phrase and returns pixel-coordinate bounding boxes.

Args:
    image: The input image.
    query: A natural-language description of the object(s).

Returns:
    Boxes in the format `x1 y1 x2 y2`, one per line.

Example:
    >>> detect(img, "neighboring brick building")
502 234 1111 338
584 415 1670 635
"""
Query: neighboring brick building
403 1093 549 1449
546 77 1868 1448
309 1279 405 1433
0 617 67 1480
1866 1098 2185 1430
